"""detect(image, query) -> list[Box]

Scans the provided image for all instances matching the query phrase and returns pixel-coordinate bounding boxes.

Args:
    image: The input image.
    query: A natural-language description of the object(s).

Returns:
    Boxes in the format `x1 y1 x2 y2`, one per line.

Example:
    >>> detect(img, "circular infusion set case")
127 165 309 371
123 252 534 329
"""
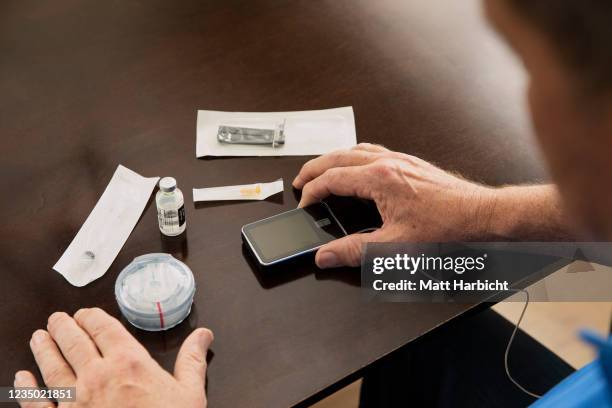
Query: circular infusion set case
115 253 195 331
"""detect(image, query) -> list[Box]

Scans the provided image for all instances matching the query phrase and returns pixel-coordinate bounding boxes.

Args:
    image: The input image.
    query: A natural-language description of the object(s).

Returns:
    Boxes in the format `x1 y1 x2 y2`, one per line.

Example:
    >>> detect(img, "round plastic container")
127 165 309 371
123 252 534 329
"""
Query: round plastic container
115 253 195 331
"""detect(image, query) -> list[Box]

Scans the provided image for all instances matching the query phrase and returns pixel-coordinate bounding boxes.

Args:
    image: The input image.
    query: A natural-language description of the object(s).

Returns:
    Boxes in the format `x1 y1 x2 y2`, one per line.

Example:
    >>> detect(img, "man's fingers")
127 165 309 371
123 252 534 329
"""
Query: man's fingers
298 165 376 207
174 328 214 389
316 230 381 268
74 308 148 357
351 143 389 153
47 312 101 373
292 149 377 189
29 330 76 387
13 371 52 408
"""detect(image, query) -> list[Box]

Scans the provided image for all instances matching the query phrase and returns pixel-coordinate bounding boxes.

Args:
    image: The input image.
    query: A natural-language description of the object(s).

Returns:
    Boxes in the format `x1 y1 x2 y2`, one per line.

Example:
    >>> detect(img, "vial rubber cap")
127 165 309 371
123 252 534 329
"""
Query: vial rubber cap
115 253 195 331
159 177 177 192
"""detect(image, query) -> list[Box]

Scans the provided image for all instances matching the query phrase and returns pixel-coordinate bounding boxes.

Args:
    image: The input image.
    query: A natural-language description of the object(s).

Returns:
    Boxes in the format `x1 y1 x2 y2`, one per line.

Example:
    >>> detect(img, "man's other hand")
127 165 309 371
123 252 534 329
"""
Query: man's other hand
14 308 213 408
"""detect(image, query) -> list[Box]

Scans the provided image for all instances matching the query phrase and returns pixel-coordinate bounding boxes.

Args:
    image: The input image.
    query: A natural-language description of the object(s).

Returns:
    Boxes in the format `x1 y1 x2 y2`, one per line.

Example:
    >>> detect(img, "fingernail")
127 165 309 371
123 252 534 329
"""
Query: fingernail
317 252 339 269
14 371 28 385
31 330 46 346
292 176 301 188
198 328 214 349
74 308 88 320
48 311 63 325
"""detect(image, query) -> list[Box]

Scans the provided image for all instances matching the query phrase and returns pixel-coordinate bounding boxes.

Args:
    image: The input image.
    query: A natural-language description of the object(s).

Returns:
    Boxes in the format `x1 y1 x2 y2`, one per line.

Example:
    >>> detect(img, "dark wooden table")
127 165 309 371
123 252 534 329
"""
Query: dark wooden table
0 0 549 406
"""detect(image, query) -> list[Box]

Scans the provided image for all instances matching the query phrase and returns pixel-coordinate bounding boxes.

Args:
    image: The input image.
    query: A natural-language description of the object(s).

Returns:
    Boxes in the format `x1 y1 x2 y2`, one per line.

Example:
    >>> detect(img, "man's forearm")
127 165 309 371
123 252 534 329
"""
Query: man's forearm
482 184 578 240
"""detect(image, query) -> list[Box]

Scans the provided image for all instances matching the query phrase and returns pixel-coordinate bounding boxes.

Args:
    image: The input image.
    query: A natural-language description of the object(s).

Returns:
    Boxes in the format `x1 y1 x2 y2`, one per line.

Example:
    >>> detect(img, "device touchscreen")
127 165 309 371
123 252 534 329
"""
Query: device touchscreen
242 204 346 265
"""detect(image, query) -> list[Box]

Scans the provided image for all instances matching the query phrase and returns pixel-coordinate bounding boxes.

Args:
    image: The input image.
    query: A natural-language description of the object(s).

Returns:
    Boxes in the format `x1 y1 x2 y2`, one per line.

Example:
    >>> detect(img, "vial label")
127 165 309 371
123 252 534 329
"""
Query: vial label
178 205 186 227
158 204 185 235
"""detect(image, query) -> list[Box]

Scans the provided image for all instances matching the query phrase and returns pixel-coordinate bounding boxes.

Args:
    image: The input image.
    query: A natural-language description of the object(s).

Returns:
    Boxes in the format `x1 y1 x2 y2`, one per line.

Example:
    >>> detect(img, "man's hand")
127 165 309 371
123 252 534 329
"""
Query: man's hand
294 143 575 268
14 308 213 408
293 143 499 268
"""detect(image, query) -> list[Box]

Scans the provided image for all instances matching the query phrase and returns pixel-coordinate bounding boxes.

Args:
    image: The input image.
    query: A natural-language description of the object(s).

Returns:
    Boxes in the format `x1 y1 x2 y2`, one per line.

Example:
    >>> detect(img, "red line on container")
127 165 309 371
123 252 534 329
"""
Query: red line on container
156 301 165 329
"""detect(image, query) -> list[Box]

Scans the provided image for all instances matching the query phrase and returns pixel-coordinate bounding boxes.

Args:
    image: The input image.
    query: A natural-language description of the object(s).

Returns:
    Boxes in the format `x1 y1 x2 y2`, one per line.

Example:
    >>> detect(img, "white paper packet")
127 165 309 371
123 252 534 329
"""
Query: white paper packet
53 165 159 287
196 106 356 157
193 179 283 202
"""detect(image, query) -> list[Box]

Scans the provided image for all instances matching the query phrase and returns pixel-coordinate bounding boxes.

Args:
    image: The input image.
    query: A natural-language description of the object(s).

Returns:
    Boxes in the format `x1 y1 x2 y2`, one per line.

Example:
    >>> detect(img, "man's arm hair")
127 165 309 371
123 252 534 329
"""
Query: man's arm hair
482 184 579 241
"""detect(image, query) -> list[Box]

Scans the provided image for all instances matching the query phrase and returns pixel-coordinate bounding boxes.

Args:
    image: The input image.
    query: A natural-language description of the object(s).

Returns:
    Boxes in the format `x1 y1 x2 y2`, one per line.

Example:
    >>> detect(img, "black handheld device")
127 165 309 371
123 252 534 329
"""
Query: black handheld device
241 202 347 266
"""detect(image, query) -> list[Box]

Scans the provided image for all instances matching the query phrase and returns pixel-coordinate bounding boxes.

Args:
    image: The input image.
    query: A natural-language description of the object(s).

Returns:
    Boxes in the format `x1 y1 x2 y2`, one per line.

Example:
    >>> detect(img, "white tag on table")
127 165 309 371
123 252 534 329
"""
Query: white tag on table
196 106 357 157
193 179 284 202
53 165 159 287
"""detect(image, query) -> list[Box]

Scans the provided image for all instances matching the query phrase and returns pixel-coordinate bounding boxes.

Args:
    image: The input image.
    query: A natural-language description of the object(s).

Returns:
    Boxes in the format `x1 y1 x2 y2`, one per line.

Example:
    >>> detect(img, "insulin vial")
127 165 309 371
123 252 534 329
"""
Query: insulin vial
156 177 186 236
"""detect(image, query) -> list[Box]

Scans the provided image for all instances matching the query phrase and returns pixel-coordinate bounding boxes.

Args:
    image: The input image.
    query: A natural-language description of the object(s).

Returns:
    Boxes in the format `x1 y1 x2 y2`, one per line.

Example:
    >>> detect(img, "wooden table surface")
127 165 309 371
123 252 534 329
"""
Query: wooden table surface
0 0 548 406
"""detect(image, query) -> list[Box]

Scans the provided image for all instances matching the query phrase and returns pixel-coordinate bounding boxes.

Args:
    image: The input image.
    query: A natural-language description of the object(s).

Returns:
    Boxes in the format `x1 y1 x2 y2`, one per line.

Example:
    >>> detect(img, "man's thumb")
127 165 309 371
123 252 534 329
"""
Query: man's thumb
174 328 214 388
315 231 379 269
